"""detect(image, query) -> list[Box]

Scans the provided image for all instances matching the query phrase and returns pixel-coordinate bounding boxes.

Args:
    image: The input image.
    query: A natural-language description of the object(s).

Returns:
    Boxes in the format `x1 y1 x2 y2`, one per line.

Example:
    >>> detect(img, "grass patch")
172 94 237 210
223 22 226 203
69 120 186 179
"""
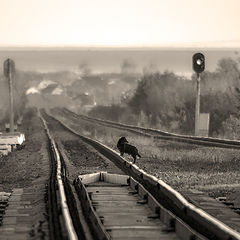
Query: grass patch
55 112 240 191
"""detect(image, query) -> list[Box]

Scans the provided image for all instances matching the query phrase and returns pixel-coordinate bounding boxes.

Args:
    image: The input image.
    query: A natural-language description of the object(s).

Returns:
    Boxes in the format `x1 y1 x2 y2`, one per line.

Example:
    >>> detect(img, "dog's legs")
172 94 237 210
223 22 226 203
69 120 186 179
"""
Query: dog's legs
132 155 136 164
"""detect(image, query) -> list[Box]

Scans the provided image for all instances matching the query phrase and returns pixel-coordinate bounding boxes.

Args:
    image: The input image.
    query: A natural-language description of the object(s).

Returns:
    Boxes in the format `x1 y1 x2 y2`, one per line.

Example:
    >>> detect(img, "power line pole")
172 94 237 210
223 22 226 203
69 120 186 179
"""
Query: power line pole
4 59 15 133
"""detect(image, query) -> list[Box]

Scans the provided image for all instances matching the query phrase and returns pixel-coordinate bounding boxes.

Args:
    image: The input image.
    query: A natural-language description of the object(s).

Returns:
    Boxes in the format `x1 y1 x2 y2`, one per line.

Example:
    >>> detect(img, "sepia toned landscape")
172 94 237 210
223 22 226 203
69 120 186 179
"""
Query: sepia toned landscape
1 0 240 239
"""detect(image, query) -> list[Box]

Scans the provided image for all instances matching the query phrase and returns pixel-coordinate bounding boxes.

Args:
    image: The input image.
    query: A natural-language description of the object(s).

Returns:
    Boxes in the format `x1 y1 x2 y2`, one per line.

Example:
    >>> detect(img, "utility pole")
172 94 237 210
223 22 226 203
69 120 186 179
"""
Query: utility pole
4 59 15 133
192 53 205 136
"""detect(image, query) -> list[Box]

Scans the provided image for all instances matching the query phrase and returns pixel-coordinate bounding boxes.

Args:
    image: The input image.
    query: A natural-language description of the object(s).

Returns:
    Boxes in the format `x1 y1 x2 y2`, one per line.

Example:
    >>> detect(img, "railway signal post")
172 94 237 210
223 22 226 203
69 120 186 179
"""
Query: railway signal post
4 59 15 133
192 53 205 136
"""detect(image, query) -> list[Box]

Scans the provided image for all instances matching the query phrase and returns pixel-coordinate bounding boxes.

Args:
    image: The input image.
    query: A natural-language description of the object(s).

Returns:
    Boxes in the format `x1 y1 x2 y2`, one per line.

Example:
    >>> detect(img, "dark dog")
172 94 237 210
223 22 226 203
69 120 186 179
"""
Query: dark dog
117 137 141 163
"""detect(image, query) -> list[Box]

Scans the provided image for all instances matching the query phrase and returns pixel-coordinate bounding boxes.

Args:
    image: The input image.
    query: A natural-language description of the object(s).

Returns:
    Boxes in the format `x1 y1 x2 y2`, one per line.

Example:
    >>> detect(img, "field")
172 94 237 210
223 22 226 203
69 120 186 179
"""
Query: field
53 112 240 205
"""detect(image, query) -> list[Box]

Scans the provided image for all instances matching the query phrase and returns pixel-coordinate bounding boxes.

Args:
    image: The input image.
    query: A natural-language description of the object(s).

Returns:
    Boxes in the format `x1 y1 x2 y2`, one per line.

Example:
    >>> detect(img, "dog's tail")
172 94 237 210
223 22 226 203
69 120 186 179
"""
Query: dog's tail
137 153 141 158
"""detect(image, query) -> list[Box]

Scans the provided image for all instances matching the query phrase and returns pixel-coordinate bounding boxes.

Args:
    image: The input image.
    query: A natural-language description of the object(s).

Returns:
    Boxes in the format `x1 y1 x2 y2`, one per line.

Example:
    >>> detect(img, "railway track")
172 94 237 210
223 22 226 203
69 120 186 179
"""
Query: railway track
76 172 206 240
0 193 10 226
40 110 240 240
40 112 79 240
55 107 240 149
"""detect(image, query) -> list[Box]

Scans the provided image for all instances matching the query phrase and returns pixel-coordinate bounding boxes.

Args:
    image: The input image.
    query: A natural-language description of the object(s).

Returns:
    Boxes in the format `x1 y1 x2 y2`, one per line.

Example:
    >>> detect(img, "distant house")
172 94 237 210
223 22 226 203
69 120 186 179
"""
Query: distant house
82 75 105 88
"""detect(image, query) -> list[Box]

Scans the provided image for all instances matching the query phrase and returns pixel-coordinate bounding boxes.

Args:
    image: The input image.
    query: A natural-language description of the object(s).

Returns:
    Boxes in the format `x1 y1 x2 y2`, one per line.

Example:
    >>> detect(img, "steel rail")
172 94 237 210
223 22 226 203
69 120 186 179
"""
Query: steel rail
60 107 240 149
39 111 78 240
47 111 240 240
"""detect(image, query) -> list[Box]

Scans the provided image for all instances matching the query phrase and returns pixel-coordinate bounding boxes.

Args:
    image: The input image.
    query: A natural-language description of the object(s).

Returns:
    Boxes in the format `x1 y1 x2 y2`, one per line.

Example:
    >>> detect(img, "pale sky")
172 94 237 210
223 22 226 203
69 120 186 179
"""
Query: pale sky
0 0 240 48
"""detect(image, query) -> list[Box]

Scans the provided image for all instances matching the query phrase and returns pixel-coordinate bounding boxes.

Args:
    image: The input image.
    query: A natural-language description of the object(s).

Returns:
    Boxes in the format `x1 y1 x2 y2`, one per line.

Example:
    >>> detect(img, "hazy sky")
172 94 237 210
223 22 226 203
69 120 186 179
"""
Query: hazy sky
0 0 240 48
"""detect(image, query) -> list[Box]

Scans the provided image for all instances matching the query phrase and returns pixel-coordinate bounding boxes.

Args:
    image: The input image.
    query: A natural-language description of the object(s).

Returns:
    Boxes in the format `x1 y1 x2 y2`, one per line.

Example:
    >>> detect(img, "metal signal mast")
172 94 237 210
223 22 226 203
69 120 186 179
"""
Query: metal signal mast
192 53 205 136
4 58 15 133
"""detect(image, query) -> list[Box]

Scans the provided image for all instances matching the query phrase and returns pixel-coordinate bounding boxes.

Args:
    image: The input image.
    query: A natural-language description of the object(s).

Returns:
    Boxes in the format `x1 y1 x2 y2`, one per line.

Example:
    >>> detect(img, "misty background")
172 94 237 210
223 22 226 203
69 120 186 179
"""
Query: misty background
0 48 240 138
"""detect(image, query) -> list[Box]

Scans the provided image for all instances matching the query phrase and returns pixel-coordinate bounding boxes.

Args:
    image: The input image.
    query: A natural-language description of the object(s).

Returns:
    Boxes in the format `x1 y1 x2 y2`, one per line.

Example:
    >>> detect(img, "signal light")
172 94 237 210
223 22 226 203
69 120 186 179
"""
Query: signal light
193 53 205 73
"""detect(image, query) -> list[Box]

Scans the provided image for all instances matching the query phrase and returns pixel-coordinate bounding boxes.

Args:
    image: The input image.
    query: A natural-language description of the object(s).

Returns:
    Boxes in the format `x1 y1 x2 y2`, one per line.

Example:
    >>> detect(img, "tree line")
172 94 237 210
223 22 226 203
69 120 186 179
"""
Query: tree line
89 57 240 138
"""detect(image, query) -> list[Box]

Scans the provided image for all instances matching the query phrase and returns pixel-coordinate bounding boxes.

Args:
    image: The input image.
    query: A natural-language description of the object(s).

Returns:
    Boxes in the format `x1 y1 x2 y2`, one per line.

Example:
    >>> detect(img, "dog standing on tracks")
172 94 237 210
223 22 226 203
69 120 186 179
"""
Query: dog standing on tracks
117 137 141 163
